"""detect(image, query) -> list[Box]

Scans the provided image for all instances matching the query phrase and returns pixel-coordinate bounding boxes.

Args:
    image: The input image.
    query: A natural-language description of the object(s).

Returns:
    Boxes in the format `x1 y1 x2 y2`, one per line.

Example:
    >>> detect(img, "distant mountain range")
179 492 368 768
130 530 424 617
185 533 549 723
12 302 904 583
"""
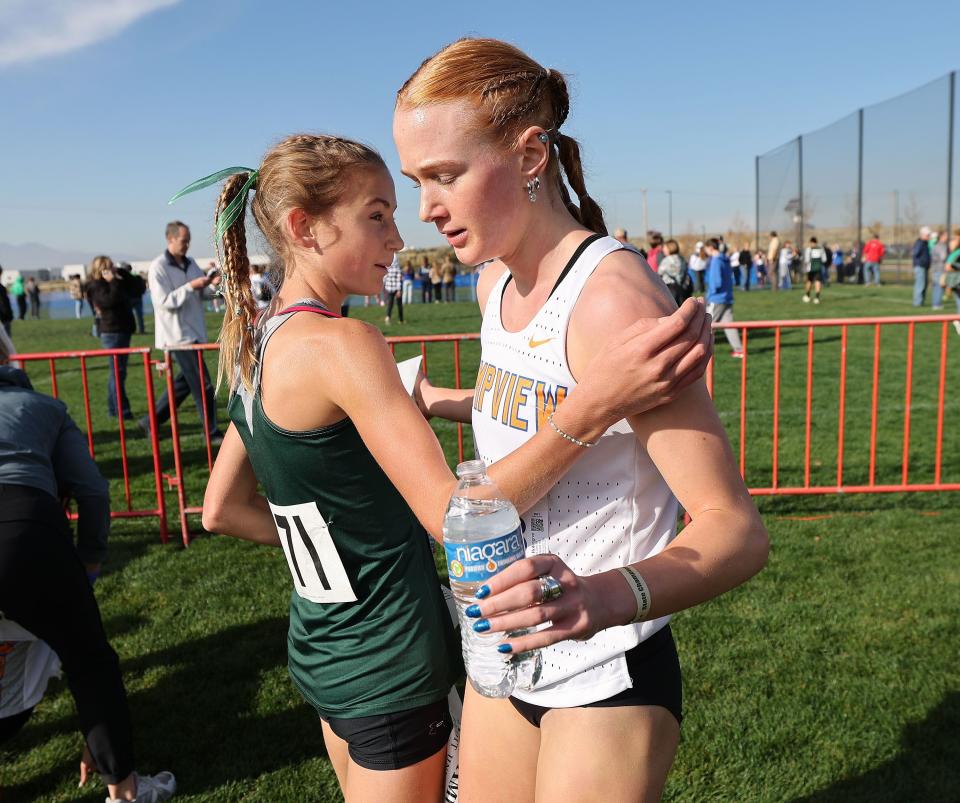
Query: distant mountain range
0 242 143 271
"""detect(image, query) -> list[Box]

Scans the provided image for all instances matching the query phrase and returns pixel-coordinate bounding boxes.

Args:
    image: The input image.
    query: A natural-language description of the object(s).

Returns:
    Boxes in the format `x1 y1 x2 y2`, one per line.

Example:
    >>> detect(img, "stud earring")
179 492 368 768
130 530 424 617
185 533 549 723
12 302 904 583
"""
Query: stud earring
526 176 541 203
538 132 549 144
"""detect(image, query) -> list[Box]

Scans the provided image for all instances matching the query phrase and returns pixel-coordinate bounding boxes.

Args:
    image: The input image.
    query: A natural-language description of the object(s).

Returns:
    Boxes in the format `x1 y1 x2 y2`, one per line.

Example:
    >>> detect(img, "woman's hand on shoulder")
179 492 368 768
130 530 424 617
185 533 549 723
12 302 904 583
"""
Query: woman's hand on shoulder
568 249 713 424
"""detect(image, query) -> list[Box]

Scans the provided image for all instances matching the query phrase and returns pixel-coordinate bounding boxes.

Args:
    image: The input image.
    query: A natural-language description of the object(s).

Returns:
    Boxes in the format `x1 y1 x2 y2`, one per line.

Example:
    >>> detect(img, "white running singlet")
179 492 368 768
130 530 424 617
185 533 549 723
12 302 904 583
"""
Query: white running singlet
471 234 679 707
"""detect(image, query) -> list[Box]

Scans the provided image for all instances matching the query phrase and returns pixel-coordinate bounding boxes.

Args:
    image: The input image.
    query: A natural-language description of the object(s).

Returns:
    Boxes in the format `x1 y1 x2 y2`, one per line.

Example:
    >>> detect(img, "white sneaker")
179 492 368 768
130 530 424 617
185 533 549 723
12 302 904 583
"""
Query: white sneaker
802 294 810 303
105 771 176 803
952 320 960 336
813 297 820 304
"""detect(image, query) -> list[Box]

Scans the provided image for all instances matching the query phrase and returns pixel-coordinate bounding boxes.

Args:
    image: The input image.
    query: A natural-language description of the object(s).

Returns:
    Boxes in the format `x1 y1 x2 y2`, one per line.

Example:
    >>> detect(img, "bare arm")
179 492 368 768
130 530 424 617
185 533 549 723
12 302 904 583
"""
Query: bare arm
202 424 280 546
321 320 611 541
417 382 474 422
293 304 711 542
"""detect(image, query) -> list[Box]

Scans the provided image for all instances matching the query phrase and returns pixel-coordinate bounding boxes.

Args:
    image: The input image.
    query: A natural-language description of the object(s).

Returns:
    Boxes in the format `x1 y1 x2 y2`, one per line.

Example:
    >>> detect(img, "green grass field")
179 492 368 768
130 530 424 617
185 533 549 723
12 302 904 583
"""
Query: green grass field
2 284 959 802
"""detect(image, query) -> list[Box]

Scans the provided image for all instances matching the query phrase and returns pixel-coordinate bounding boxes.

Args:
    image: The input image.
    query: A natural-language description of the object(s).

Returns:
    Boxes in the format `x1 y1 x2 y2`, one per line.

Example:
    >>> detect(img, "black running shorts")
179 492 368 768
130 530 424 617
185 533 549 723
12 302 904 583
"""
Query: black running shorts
321 698 452 771
508 624 682 727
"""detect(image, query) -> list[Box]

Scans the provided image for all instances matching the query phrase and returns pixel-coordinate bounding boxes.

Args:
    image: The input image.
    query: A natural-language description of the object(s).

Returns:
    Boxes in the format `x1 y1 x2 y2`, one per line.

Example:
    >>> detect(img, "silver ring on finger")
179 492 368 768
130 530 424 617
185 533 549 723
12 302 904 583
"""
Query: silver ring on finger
537 575 563 605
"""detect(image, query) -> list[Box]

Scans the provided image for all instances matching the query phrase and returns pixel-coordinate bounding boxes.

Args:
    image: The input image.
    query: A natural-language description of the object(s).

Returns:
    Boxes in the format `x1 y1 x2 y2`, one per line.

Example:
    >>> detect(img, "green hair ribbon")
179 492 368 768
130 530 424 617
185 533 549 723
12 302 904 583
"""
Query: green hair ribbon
168 166 259 242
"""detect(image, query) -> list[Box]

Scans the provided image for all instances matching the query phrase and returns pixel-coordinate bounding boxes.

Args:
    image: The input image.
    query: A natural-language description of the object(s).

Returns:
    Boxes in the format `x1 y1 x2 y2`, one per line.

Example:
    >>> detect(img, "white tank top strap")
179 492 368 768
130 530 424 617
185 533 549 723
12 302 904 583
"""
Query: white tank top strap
543 235 628 365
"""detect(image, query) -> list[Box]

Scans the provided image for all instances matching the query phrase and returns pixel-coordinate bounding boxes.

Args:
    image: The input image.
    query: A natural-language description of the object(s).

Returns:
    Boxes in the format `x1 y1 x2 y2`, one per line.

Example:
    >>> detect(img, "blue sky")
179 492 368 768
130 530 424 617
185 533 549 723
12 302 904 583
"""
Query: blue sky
1 0 958 260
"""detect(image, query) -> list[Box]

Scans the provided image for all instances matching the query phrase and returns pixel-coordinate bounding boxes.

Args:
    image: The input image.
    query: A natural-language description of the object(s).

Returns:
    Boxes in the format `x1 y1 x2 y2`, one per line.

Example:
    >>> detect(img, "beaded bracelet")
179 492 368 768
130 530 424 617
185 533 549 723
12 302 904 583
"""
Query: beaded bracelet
616 566 652 623
547 413 596 448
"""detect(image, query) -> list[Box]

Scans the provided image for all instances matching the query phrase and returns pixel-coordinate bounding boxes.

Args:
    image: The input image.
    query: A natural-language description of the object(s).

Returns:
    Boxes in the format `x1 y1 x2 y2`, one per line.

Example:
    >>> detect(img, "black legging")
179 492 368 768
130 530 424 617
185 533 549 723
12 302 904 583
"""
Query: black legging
0 484 135 783
385 291 403 322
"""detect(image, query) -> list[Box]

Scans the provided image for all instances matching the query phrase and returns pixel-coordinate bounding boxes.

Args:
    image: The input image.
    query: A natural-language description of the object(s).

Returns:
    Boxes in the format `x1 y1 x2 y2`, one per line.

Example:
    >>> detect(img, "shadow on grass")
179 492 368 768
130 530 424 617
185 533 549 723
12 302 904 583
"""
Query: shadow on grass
100 611 149 642
3 617 326 801
756 490 959 517
734 332 842 355
93 445 211 485
792 692 960 803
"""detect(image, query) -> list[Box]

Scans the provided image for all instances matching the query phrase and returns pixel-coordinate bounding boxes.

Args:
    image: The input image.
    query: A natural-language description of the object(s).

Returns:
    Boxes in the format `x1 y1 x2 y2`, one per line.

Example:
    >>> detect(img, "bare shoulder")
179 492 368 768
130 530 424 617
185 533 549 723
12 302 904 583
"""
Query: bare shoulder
564 248 677 380
574 248 675 332
263 314 387 394
271 313 388 374
476 260 509 313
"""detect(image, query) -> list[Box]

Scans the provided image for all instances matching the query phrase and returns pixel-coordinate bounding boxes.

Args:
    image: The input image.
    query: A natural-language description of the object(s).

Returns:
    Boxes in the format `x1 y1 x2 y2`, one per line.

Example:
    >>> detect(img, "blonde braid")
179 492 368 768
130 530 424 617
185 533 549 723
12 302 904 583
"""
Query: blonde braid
214 173 259 393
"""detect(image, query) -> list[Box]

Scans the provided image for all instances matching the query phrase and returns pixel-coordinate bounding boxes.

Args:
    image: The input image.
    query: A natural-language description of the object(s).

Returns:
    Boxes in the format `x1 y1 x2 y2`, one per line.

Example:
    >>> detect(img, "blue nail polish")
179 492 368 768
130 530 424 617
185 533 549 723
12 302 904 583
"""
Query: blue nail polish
472 619 490 633
498 644 513 654
475 585 490 599
465 604 482 618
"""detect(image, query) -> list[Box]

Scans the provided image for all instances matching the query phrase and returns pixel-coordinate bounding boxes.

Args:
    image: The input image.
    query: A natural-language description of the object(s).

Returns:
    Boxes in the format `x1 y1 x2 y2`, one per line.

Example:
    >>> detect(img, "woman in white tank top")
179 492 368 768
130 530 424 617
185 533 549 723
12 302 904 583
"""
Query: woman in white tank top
395 39 769 801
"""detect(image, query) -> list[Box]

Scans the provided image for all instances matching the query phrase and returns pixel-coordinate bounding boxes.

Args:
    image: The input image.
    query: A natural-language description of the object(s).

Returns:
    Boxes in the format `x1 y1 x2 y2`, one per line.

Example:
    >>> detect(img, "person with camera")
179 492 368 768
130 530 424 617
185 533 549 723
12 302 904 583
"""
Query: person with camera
141 221 224 444
114 262 147 334
88 256 137 419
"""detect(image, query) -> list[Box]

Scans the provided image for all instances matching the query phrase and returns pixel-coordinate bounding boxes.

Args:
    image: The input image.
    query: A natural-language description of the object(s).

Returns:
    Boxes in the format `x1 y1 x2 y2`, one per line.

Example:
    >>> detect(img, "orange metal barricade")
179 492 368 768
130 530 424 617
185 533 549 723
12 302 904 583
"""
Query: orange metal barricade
710 314 960 496
12 314 959 546
9 347 169 541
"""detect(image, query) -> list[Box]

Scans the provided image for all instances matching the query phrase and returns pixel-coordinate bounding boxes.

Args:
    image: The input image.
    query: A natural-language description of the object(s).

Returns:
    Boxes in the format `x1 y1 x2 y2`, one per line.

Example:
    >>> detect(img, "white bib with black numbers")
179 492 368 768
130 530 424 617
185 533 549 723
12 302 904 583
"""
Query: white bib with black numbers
471 235 680 708
268 501 357 604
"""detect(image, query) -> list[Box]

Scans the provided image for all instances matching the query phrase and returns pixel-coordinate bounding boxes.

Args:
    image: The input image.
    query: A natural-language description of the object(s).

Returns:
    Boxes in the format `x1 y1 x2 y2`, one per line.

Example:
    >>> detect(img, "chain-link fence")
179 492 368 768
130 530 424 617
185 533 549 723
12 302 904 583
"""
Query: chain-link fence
757 72 957 284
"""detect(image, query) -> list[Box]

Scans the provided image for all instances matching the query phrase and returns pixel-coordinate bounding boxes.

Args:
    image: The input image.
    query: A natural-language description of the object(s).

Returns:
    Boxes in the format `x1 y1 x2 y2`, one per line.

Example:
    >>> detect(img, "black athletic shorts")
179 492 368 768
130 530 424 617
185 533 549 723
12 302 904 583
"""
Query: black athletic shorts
321 698 452 771
807 269 822 282
509 624 682 728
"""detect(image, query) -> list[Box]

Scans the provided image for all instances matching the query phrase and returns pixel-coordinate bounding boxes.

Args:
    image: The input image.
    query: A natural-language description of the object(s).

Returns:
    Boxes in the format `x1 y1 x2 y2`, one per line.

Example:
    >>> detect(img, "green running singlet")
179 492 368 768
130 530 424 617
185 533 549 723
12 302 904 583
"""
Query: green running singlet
227 301 461 719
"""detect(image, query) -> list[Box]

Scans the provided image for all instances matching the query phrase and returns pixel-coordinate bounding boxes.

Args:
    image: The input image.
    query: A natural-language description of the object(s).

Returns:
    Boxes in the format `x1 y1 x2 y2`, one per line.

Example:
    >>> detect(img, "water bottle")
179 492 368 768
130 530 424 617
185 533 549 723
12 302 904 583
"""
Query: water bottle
443 460 542 697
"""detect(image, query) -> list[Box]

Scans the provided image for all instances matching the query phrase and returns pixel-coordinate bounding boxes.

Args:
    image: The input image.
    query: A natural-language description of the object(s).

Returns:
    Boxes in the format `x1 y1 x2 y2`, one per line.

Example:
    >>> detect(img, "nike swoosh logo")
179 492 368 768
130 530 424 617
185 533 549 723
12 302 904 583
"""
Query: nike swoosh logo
528 337 554 348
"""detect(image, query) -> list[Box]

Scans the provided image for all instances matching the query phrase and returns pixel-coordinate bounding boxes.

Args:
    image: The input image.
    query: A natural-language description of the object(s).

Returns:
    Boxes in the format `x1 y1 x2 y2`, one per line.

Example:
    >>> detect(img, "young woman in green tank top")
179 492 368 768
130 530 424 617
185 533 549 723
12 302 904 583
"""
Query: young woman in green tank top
197 134 713 802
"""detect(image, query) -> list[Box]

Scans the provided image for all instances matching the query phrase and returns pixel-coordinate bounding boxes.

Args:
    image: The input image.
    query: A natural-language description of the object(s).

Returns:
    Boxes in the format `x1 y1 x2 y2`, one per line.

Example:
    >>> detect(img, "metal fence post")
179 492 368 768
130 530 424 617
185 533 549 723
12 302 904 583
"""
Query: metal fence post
948 71 955 236
755 155 760 254
798 135 804 249
857 108 864 262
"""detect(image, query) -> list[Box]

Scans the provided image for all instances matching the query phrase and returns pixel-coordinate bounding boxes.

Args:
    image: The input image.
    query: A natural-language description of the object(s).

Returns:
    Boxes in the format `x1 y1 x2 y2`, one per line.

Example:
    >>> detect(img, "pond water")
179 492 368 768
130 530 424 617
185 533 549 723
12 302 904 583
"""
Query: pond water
34 277 478 319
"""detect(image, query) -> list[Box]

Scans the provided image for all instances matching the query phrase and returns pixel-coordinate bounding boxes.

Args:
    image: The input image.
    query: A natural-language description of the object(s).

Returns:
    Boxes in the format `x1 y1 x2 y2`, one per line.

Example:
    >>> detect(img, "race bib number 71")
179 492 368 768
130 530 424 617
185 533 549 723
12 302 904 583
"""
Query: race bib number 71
268 501 357 604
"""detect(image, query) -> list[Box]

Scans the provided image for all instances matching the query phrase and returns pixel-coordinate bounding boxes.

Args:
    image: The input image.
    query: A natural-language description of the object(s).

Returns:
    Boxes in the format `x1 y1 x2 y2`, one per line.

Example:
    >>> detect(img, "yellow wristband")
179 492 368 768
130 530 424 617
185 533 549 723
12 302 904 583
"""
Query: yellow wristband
616 566 652 623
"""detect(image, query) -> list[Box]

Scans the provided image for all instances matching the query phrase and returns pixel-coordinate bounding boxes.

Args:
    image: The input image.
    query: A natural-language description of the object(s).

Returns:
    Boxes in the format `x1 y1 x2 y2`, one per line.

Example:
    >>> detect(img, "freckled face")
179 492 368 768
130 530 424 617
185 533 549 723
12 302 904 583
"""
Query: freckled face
393 101 525 266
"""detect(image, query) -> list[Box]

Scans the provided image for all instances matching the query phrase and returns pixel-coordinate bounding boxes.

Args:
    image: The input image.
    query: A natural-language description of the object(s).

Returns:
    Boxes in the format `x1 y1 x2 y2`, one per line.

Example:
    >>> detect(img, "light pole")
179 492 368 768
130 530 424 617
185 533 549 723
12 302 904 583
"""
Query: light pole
639 188 649 239
666 189 673 238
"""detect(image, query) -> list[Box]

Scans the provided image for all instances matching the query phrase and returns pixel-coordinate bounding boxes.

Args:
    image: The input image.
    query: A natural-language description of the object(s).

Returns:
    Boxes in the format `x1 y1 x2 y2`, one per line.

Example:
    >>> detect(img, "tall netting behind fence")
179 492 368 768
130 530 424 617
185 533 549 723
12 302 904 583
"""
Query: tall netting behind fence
802 112 859 256
952 73 959 237
757 139 801 254
862 75 952 277
758 71 957 284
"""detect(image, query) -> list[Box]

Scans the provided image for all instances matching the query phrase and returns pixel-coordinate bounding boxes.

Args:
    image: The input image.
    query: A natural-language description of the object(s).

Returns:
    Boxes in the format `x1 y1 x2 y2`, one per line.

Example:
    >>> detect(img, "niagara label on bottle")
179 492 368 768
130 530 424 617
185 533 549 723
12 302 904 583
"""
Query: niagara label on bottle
443 460 542 698
444 527 525 585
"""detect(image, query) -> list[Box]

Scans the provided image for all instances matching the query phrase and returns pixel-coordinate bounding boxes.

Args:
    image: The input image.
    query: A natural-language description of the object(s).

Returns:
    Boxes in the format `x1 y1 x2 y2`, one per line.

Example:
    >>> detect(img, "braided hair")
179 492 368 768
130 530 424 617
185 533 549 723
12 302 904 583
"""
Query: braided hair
214 134 386 393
